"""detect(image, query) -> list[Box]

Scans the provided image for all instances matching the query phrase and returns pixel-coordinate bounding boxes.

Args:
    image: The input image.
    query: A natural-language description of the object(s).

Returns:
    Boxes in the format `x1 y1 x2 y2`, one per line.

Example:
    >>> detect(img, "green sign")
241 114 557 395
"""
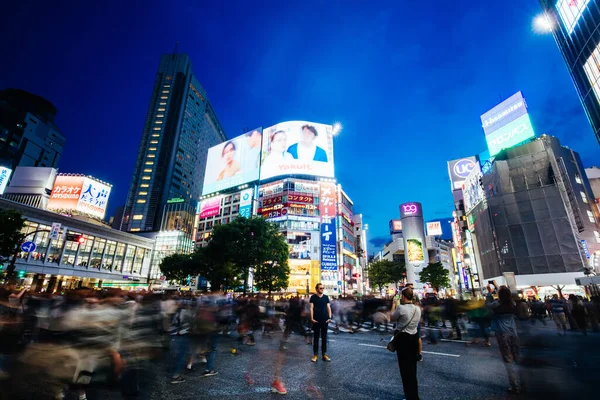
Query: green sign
486 113 535 157
167 198 185 204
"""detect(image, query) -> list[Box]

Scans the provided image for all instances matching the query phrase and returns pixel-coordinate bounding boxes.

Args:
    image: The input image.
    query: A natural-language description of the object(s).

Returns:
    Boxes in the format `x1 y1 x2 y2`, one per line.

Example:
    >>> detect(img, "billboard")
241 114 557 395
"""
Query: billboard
485 113 535 157
47 175 111 219
426 221 442 236
480 91 528 136
199 196 222 219
462 162 485 213
447 157 477 191
400 202 423 218
261 121 334 180
0 166 13 195
238 188 253 218
202 128 262 195
389 219 403 233
406 238 424 263
319 182 338 271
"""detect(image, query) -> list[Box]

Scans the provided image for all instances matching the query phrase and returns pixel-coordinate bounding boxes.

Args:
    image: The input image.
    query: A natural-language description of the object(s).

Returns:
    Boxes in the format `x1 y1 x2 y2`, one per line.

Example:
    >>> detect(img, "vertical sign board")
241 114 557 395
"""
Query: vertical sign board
238 188 253 218
0 166 13 195
319 182 338 271
49 223 61 240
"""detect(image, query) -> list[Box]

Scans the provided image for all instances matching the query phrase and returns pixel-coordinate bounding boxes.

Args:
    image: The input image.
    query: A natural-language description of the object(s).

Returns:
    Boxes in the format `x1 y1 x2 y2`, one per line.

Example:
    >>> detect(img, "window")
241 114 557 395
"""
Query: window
575 174 582 184
157 108 165 111
138 191 148 196
153 127 161 131
140 183 149 188
130 228 140 232
584 42 600 104
162 90 169 94
155 120 163 124
133 215 143 220
557 0 591 34
143 168 152 173
137 199 146 204
587 210 595 223
160 96 168 99
164 84 171 88
581 191 589 203
150 140 158 144
159 102 167 106
152 134 160 137
147 154 155 158
142 176 151 180
149 147 157 151
595 231 600 243
145 161 154 165
156 114 164 118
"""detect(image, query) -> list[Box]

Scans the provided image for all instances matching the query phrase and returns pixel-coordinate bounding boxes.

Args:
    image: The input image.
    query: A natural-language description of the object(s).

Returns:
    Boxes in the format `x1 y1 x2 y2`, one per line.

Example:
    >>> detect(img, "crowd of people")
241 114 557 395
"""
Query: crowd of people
1 280 599 399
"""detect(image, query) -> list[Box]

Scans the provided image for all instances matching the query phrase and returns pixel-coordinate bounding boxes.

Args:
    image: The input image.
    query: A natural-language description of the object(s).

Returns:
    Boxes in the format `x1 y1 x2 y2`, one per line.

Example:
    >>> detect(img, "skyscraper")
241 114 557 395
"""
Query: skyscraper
121 53 226 234
539 0 600 145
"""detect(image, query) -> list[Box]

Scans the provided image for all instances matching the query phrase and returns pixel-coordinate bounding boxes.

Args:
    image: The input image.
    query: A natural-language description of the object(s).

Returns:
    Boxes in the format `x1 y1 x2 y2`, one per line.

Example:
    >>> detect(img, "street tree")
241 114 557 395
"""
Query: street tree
388 259 407 287
207 216 287 294
0 209 26 277
252 233 290 296
159 253 194 284
367 260 392 295
419 262 451 292
196 245 241 292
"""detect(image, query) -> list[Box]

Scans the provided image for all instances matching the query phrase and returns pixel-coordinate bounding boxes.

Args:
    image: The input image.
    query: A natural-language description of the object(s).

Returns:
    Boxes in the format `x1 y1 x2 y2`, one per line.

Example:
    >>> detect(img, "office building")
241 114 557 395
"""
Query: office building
0 89 66 171
121 53 227 236
466 135 600 288
585 166 600 199
539 0 600 145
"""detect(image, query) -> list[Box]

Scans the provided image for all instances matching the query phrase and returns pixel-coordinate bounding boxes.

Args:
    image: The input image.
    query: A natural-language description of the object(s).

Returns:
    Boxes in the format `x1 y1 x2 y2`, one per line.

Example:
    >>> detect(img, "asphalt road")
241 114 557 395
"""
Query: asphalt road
9 322 600 400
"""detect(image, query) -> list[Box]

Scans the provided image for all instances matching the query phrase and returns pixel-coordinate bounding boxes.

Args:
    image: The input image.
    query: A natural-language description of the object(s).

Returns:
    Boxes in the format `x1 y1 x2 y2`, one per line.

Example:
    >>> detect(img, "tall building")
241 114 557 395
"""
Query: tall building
122 53 226 236
0 89 66 171
539 0 600 145
466 135 600 288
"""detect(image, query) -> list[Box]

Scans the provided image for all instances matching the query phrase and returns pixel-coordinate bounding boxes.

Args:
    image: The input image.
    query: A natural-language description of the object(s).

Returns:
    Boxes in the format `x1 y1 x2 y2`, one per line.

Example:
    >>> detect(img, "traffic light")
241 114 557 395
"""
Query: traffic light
66 233 86 244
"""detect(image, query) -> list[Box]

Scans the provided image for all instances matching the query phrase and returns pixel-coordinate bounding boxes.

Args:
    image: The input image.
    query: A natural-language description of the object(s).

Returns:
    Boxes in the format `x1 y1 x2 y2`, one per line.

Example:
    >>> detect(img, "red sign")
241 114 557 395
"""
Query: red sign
262 195 283 207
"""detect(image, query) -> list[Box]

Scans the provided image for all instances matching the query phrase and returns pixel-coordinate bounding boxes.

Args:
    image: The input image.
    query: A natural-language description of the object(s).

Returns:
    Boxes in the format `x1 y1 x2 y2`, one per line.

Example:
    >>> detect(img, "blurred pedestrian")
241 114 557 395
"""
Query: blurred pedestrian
487 286 520 394
549 294 567 335
391 287 421 400
570 295 587 336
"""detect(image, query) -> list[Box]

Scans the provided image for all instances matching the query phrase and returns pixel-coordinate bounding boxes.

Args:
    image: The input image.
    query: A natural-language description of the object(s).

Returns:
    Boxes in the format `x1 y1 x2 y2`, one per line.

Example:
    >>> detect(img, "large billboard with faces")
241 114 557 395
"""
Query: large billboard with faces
202 128 262 195
260 121 334 180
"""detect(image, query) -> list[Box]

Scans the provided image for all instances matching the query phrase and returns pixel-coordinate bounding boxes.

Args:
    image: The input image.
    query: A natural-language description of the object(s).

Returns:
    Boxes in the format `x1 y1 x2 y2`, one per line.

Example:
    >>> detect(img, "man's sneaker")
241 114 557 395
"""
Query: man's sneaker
322 354 331 362
416 354 423 362
271 379 287 394
200 356 207 363
202 370 218 377
170 376 186 384
311 354 318 362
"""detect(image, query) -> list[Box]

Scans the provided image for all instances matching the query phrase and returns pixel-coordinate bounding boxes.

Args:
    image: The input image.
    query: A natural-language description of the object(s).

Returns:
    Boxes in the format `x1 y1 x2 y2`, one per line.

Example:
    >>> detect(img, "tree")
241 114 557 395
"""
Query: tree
388 259 407 287
194 245 240 292
419 262 450 292
367 260 392 295
252 232 290 296
159 253 194 284
207 216 287 294
0 209 26 277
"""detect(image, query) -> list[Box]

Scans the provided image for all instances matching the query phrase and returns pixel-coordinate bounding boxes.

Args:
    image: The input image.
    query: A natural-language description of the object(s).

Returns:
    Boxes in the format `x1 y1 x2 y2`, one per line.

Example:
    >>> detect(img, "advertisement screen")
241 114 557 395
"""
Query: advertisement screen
406 238 424 263
485 113 535 157
199 196 222 219
202 128 262 195
238 188 253 218
320 182 338 271
77 177 111 219
0 166 13 195
480 91 528 136
47 176 111 219
400 202 423 218
390 219 403 233
463 162 485 213
261 121 334 180
447 157 477 191
426 221 442 236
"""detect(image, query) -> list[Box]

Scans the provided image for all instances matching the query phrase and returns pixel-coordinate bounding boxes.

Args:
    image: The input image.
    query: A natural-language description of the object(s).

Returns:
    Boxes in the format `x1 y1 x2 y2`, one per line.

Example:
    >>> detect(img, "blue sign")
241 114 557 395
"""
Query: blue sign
320 215 338 271
581 240 591 259
21 241 36 253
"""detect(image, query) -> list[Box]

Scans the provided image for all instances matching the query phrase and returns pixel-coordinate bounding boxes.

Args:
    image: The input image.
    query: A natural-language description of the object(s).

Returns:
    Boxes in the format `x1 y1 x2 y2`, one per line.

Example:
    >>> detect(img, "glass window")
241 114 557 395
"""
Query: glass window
145 161 154 165
30 224 51 263
557 0 591 34
143 169 152 173
90 237 106 269
157 108 166 111
584 41 600 104
140 184 149 188
575 174 583 184
137 199 146 204
161 90 169 94
147 154 155 158
152 134 160 137
150 140 158 144
47 229 64 264
133 247 145 274
595 231 600 243
156 114 164 118
122 245 136 274
133 215 143 220
104 240 117 270
138 191 148 196
149 147 157 151
113 243 126 272
588 210 596 223
159 102 167 105
160 96 168 99
76 234 94 267
142 176 151 180
155 120 163 124
61 232 81 266
581 191 589 203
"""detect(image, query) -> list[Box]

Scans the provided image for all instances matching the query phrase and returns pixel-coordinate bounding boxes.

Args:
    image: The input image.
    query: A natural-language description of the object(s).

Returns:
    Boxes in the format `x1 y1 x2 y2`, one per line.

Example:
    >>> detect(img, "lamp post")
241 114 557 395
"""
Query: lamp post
306 271 310 298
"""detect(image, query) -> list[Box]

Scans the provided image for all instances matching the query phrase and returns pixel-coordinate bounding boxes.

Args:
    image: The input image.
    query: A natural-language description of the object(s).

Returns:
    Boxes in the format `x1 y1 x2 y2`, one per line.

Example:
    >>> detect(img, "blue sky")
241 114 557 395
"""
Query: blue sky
2 0 599 253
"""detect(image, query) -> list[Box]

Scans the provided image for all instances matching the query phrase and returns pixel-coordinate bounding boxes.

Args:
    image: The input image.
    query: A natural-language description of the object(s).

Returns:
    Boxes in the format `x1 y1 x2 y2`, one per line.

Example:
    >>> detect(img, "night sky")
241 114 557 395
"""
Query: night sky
2 0 599 253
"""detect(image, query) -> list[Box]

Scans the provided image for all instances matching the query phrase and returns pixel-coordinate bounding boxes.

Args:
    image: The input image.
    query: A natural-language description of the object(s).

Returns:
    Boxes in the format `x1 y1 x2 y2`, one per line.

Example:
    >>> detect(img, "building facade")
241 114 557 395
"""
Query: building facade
540 0 600 145
121 53 227 235
468 135 600 287
0 89 65 171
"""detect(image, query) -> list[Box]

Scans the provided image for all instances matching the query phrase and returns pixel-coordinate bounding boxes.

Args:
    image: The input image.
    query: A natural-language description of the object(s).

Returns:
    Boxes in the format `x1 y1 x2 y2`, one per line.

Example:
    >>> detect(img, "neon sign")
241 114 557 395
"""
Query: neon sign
402 204 418 214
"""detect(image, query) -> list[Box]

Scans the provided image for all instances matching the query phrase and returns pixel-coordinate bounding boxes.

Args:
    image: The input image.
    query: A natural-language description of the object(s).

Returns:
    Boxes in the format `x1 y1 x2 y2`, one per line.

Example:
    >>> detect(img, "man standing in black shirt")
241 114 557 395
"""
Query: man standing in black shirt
310 283 332 362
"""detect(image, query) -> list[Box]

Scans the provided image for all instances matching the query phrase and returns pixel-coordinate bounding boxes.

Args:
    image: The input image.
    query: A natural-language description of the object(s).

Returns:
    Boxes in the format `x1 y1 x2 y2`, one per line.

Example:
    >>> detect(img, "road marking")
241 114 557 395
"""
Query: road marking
440 338 470 344
358 343 460 358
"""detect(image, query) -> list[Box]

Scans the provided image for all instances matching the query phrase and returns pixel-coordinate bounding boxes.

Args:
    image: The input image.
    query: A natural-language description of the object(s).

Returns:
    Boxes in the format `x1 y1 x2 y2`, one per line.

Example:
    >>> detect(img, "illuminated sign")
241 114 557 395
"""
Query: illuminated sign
400 202 422 218
202 128 262 195
262 196 283 207
463 162 485 213
557 0 591 34
584 42 600 104
406 238 424 263
389 219 403 233
288 203 317 210
320 182 338 271
0 166 13 195
485 113 535 157
426 221 442 236
581 239 591 259
447 157 477 191
287 194 314 203
238 188 253 218
261 121 335 180
199 196 222 219
47 175 112 219
480 91 528 136
167 197 185 204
